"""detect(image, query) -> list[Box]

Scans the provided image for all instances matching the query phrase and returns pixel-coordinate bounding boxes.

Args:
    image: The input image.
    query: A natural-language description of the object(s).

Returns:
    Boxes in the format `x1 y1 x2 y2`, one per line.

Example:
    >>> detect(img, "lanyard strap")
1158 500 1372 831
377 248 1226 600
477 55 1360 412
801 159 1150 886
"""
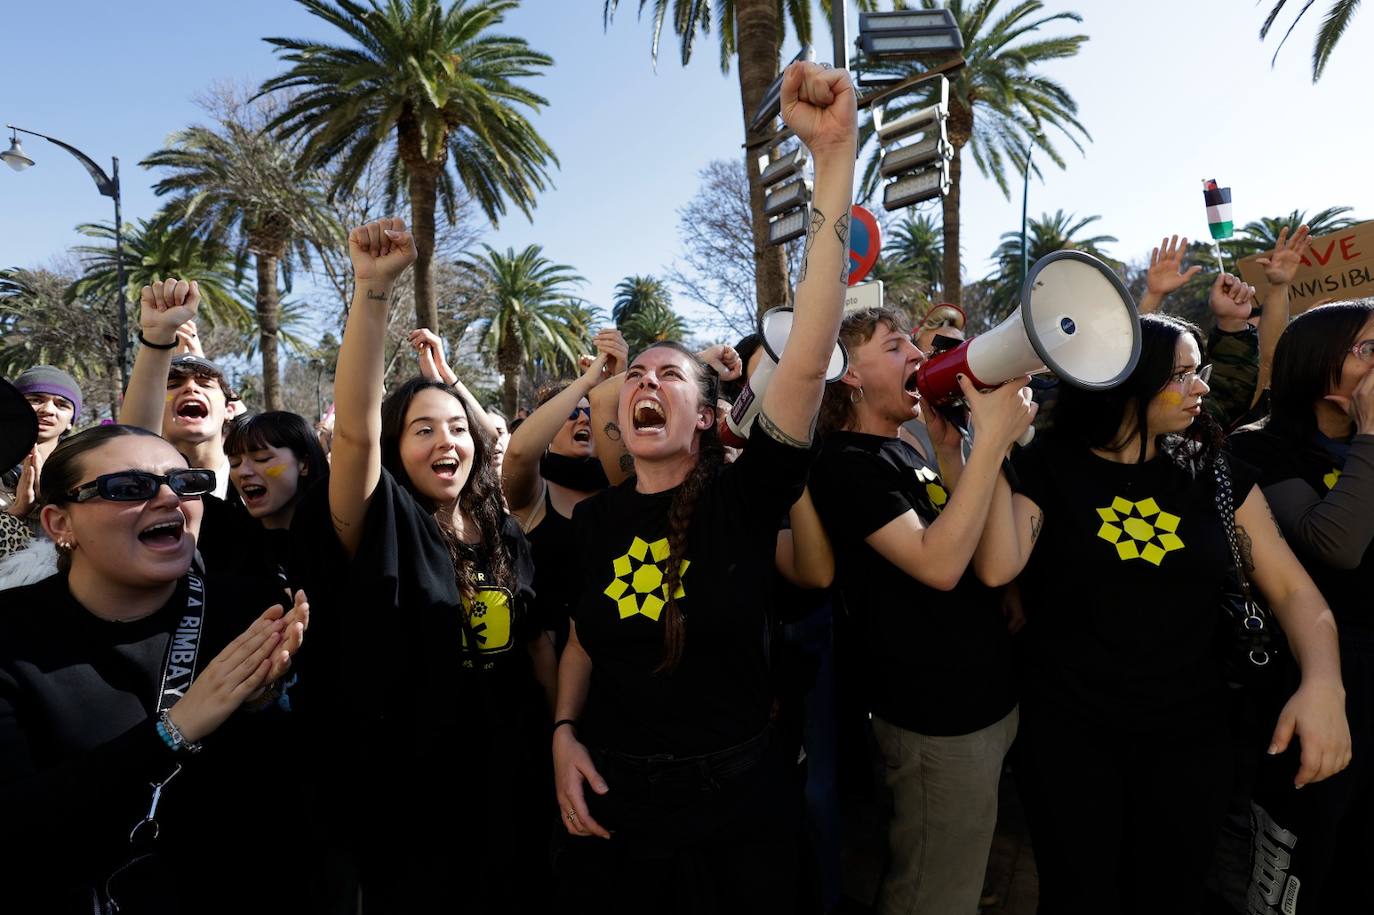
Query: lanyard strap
155 570 207 713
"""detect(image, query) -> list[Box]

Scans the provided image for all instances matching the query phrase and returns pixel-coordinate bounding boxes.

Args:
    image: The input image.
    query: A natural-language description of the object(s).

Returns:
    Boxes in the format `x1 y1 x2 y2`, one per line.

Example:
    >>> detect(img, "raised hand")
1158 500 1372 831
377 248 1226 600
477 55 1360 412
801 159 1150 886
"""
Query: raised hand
1146 235 1202 297
409 328 453 383
1256 224 1311 286
349 217 416 287
595 328 629 378
167 592 310 744
6 447 42 517
1209 273 1257 323
697 343 743 382
140 278 202 346
175 319 204 356
780 61 857 160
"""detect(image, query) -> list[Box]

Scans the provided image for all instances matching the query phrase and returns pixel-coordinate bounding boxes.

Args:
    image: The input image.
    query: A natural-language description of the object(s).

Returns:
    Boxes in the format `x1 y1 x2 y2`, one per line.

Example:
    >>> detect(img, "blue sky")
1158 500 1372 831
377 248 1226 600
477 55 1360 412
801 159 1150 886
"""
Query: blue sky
3 0 1372 343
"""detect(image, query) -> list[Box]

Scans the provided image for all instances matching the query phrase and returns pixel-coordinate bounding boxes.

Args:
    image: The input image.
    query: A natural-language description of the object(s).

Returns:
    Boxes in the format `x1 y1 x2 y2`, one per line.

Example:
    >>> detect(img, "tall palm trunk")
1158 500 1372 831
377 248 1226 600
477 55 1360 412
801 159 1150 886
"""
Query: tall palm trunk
736 0 792 319
254 248 284 410
940 147 963 306
498 327 521 417
398 111 442 331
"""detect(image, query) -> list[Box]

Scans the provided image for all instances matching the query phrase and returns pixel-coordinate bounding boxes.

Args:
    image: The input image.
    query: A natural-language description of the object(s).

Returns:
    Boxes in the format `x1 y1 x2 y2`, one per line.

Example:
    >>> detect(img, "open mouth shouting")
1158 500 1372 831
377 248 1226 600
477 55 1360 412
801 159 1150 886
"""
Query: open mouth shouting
239 482 269 507
138 515 187 552
631 398 667 434
431 456 461 481
174 397 210 423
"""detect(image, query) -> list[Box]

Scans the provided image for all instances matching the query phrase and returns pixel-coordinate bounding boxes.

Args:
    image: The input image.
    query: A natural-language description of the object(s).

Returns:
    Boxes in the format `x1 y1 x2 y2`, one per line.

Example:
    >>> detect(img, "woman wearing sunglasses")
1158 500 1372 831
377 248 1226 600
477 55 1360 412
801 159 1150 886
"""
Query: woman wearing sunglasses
0 424 308 913
1229 299 1374 912
974 313 1350 914
503 329 626 656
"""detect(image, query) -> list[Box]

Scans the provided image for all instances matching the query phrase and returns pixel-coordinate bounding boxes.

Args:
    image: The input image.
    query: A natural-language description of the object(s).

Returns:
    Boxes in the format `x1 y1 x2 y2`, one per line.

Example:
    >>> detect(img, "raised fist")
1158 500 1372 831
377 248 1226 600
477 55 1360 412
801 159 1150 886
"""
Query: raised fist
140 278 201 345
349 217 416 286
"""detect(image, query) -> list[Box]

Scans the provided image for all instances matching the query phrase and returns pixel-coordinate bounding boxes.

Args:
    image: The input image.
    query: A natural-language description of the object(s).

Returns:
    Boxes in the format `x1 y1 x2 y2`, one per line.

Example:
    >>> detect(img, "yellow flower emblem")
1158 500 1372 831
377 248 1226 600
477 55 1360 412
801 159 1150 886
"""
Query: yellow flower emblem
1095 496 1185 566
1323 468 1342 490
603 536 689 621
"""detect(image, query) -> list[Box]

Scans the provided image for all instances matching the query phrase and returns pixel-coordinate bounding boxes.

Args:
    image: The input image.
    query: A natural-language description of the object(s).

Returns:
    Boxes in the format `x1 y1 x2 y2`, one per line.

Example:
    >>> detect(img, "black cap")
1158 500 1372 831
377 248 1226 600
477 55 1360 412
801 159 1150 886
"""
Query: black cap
0 378 39 470
169 354 227 378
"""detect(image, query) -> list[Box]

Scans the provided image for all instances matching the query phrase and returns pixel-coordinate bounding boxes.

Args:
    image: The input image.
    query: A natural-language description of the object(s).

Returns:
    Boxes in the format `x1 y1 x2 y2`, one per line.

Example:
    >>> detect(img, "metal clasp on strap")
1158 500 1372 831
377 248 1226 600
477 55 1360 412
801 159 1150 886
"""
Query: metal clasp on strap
129 764 181 843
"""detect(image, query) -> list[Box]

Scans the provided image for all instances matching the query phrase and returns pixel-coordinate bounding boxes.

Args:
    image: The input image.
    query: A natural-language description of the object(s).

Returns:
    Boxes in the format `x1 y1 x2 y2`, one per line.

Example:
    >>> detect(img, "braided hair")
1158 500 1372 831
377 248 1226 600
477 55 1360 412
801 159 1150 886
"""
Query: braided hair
633 341 725 673
380 377 513 601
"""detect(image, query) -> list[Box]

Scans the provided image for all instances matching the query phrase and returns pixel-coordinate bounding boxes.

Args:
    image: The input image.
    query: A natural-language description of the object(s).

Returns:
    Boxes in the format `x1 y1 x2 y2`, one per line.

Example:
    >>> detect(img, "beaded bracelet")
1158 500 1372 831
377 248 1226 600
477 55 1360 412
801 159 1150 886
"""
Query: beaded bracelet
158 710 203 754
155 718 178 751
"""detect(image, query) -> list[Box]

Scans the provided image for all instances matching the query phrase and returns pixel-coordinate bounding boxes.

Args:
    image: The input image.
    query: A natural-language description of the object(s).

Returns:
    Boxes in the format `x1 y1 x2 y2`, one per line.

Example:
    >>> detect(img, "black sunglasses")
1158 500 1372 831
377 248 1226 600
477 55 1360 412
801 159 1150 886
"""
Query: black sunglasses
61 469 217 504
568 405 591 421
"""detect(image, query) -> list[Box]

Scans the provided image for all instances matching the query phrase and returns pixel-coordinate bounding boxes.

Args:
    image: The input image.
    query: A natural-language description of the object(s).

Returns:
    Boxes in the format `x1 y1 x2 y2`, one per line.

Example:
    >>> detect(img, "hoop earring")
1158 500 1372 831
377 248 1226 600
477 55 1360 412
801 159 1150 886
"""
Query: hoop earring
849 386 865 405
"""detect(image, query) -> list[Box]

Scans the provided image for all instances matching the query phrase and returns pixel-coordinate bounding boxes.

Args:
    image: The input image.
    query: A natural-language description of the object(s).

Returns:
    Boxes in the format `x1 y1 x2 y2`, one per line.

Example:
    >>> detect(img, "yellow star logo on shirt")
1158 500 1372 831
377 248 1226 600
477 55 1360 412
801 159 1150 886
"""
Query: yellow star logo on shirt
1323 468 1342 490
1095 496 1185 566
603 536 689 621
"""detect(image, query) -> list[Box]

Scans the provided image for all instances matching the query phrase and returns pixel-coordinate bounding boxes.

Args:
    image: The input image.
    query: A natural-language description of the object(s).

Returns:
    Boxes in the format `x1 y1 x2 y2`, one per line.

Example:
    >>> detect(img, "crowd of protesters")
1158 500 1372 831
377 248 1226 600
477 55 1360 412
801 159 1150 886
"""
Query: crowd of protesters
0 62 1367 915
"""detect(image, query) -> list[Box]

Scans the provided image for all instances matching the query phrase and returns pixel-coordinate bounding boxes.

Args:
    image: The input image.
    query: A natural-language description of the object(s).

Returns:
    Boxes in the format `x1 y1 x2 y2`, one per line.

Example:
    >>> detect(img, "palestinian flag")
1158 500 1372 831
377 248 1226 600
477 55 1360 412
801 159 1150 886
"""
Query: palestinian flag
1202 179 1233 240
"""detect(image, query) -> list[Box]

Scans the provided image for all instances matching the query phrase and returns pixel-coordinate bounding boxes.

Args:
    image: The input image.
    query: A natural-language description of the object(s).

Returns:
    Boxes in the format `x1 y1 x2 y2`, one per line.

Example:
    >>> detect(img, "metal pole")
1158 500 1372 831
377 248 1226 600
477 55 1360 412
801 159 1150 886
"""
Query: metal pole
831 0 849 71
1020 142 1032 281
111 156 128 391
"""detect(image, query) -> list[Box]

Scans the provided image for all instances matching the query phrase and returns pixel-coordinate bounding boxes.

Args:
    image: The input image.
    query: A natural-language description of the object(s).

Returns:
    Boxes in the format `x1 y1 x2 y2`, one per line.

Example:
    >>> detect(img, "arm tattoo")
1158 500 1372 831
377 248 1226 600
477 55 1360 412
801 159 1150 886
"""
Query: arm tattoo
330 511 352 530
797 208 826 285
365 289 387 302
604 422 622 442
755 411 811 449
1235 524 1257 574
833 213 852 284
619 453 635 473
1265 502 1286 540
1030 512 1043 545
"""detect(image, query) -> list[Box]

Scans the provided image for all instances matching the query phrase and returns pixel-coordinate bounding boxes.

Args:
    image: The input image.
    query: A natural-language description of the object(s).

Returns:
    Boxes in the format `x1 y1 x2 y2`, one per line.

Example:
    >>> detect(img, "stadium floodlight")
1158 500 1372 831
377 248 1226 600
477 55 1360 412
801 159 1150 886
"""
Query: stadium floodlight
763 178 811 217
767 206 811 246
873 76 949 145
879 130 951 178
883 163 950 212
857 10 962 61
757 145 808 188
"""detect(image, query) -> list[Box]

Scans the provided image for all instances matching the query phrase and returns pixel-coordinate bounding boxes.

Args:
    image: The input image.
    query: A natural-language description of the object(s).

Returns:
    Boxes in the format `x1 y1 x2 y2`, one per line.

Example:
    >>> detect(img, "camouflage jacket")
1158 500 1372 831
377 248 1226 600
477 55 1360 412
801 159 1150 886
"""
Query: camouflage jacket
1204 325 1259 431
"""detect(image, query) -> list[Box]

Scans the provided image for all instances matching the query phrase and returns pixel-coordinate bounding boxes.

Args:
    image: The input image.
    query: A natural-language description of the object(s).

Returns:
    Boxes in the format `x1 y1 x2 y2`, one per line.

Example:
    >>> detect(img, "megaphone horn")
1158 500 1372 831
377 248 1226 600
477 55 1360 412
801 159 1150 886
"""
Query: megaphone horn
722 306 849 449
915 250 1141 407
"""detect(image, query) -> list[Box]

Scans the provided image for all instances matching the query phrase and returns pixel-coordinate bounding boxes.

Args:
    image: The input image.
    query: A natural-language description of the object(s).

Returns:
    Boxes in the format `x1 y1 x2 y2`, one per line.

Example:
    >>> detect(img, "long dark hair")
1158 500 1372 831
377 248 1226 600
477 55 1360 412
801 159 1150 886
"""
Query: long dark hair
1267 298 1374 446
633 341 724 672
1050 313 1221 474
224 411 329 505
380 377 512 599
39 425 167 573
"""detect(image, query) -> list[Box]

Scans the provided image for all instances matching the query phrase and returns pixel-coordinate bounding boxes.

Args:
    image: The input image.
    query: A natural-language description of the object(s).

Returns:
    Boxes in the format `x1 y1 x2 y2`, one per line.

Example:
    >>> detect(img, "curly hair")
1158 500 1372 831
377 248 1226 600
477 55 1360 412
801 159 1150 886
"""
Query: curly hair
817 306 911 435
632 341 724 672
380 377 512 601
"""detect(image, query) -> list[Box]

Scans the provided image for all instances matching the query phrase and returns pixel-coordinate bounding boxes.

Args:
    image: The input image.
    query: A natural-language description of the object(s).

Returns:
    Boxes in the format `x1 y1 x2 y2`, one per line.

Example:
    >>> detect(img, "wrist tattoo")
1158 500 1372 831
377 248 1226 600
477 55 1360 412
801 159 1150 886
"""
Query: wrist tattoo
756 411 811 449
604 422 622 442
365 289 388 302
797 208 826 285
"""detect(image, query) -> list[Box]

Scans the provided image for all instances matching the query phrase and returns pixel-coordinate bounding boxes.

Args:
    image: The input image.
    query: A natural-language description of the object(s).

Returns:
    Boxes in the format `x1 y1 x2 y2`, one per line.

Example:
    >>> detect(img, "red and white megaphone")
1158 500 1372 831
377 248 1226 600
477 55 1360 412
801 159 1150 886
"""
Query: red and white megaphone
916 250 1141 411
722 306 849 448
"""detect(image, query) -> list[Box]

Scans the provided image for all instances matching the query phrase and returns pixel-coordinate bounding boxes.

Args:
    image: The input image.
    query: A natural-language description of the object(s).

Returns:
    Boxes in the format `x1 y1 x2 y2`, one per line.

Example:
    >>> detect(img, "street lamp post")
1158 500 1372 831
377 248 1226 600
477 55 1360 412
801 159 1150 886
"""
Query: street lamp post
3 125 129 389
1020 140 1034 281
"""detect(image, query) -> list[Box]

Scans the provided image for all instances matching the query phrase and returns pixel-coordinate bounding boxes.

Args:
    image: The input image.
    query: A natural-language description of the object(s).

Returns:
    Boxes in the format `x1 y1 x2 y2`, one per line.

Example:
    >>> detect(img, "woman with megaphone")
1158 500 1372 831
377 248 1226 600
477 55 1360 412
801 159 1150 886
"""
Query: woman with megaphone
550 60 854 913
808 305 1037 915
976 313 1350 915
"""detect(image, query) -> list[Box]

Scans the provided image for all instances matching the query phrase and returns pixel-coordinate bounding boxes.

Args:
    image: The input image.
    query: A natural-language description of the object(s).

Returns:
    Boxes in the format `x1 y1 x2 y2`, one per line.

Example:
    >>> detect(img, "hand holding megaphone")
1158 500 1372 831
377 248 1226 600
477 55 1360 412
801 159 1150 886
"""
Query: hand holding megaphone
955 374 1038 452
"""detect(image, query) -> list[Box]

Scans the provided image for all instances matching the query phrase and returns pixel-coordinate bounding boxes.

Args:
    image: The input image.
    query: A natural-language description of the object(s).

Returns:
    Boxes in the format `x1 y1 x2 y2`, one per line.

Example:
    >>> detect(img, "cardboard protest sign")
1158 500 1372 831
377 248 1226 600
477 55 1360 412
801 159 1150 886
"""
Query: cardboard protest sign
1237 220 1374 313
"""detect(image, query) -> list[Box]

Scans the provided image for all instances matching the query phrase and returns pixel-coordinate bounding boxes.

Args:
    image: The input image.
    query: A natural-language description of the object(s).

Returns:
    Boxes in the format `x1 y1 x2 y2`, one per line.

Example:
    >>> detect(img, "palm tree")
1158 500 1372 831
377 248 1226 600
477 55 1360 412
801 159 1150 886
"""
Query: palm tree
620 299 690 356
1227 206 1358 259
463 244 589 415
70 219 253 332
859 0 1090 306
612 274 673 325
985 210 1115 319
603 0 880 320
260 0 558 330
1261 0 1362 81
880 212 944 295
141 101 343 409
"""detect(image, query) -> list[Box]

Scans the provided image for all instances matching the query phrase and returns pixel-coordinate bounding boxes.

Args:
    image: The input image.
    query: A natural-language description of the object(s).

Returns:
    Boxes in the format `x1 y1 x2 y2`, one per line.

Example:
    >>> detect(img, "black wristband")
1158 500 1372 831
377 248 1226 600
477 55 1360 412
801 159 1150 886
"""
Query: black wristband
137 330 177 350
552 718 578 735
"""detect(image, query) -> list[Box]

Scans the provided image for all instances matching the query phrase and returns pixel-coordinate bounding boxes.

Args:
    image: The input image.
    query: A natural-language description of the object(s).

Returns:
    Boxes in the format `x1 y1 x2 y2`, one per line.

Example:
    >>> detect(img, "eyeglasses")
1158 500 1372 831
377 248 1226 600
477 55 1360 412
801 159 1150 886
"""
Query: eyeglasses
1166 364 1213 388
61 469 216 504
568 405 591 422
1349 340 1374 362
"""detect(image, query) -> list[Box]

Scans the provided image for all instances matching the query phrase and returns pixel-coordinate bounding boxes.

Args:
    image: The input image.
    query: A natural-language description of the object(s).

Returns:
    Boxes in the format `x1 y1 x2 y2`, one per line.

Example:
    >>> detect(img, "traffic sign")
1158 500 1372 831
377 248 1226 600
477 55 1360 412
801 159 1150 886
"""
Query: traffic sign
848 205 881 286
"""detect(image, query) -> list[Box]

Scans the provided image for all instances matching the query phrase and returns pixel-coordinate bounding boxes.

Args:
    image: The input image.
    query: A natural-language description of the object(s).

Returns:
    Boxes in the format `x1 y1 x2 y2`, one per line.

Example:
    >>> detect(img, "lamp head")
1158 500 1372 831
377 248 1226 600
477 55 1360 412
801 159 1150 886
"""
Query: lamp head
2 131 34 172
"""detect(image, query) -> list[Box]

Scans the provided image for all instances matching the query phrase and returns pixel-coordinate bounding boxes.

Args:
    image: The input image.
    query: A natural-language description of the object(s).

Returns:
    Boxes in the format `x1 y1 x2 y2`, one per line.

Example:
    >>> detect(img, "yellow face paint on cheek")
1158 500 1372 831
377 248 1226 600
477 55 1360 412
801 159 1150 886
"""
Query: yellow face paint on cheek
1158 391 1183 407
264 464 286 478
165 394 175 403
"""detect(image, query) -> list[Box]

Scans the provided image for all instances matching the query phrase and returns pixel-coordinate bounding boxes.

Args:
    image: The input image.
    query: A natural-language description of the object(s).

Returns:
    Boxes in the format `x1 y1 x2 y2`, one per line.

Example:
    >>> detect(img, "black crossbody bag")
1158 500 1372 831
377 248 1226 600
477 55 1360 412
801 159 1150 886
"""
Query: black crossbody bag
1213 456 1283 686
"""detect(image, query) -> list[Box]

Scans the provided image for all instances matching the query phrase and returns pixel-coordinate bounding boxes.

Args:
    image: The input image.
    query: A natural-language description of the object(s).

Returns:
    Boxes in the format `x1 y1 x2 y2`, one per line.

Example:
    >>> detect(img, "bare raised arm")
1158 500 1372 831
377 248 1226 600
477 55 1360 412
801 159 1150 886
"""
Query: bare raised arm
409 327 502 444
328 218 416 557
1253 225 1310 406
120 279 201 432
756 61 856 446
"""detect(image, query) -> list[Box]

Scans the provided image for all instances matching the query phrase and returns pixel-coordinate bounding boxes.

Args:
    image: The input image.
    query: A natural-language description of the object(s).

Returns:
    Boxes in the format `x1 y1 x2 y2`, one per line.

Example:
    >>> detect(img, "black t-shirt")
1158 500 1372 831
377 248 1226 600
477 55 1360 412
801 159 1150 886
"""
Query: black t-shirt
1229 427 1374 632
0 571 300 913
810 431 1016 736
526 485 579 641
1011 436 1259 726
570 424 814 756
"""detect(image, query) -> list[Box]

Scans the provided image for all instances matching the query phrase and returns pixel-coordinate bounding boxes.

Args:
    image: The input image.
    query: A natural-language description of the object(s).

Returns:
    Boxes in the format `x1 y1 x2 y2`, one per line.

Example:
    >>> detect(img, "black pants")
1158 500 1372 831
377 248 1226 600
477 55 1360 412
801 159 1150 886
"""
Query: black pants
1015 700 1233 915
1244 631 1374 914
556 727 807 915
